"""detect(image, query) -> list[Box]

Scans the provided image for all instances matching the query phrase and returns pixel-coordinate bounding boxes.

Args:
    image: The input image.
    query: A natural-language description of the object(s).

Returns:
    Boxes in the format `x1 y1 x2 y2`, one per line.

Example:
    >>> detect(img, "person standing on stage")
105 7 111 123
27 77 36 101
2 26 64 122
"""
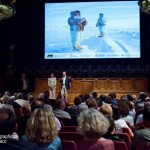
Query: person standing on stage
48 73 57 99
60 71 71 99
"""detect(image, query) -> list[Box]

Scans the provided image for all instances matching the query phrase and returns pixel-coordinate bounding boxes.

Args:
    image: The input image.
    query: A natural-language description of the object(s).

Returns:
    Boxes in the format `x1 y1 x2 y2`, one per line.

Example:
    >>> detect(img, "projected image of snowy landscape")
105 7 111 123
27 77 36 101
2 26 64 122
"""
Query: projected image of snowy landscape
45 1 140 59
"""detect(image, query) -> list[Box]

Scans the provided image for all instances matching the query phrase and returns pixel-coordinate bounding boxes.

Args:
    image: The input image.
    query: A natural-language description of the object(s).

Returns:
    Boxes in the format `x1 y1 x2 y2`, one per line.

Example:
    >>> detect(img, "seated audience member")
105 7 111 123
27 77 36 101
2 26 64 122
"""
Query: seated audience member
100 104 122 133
31 100 61 131
99 94 106 105
119 100 134 127
108 92 118 107
1 95 10 104
104 95 113 105
15 92 31 113
113 107 133 135
31 99 44 112
68 96 82 117
13 102 30 139
0 104 37 150
53 99 71 119
77 108 114 150
22 108 61 150
44 104 61 131
99 104 113 117
132 103 150 149
135 92 147 109
77 102 88 116
128 101 136 118
103 116 124 141
86 97 98 109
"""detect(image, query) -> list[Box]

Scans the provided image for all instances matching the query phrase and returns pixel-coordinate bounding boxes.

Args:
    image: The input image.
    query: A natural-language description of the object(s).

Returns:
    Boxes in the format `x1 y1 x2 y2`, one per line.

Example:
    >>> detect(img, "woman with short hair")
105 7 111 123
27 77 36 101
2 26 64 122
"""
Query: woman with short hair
77 108 114 150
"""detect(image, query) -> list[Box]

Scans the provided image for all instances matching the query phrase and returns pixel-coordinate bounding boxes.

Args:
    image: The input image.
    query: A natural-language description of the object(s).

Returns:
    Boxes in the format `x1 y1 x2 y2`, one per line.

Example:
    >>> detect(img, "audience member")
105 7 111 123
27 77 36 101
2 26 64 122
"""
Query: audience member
22 108 61 150
86 97 98 109
132 103 150 149
53 99 71 119
77 108 114 150
0 104 37 150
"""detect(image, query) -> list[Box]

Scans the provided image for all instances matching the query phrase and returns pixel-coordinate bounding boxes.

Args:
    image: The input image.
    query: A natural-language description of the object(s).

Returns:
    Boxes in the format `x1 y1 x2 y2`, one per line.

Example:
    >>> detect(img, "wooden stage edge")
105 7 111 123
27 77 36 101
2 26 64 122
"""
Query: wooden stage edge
33 77 150 105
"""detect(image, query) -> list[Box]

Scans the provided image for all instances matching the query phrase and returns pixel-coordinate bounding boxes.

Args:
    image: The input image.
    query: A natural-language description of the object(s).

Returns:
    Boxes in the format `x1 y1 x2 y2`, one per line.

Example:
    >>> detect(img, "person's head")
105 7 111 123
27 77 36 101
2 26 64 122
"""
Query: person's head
26 108 57 145
77 103 88 115
54 99 65 110
99 104 113 117
74 96 82 106
99 13 104 17
62 71 66 77
91 92 98 99
120 95 129 102
75 10 81 16
108 92 116 100
86 97 98 109
70 11 74 17
99 94 106 102
39 92 45 100
118 101 129 117
139 92 148 101
0 104 17 135
31 100 44 112
50 73 54 78
105 95 112 104
2 95 10 104
77 108 109 138
16 92 23 99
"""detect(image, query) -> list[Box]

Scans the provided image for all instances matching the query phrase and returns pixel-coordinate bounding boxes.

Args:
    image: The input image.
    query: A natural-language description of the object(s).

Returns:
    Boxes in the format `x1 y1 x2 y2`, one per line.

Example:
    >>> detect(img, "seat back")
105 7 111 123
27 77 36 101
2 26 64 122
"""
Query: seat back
114 141 128 150
135 142 150 150
62 140 77 150
122 127 133 139
60 126 77 132
114 133 131 150
59 132 84 141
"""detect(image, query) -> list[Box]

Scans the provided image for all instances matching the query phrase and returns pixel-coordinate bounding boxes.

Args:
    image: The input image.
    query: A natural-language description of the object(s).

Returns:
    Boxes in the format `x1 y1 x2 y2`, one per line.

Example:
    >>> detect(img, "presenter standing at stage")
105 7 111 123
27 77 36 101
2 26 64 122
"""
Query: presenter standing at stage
60 71 71 99
48 73 57 99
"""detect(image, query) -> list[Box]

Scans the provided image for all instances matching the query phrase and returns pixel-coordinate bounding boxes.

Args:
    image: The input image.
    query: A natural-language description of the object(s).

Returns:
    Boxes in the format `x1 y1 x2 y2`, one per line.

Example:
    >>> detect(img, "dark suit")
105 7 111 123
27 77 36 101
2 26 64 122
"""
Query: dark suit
62 76 71 90
60 76 71 99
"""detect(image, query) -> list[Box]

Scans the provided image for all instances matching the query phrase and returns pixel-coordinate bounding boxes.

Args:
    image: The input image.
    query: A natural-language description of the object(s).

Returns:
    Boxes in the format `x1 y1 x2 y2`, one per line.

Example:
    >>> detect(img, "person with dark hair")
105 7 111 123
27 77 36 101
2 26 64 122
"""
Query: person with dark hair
109 92 118 107
31 100 44 112
60 71 71 99
103 116 124 141
48 73 57 99
86 97 98 109
132 103 150 149
68 96 82 116
0 104 37 150
53 99 71 119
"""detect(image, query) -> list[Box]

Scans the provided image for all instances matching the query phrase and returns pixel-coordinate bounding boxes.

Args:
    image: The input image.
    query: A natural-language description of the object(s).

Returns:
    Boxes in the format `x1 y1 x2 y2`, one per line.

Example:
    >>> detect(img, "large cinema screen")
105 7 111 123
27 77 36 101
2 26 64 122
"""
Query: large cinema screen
45 1 140 59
